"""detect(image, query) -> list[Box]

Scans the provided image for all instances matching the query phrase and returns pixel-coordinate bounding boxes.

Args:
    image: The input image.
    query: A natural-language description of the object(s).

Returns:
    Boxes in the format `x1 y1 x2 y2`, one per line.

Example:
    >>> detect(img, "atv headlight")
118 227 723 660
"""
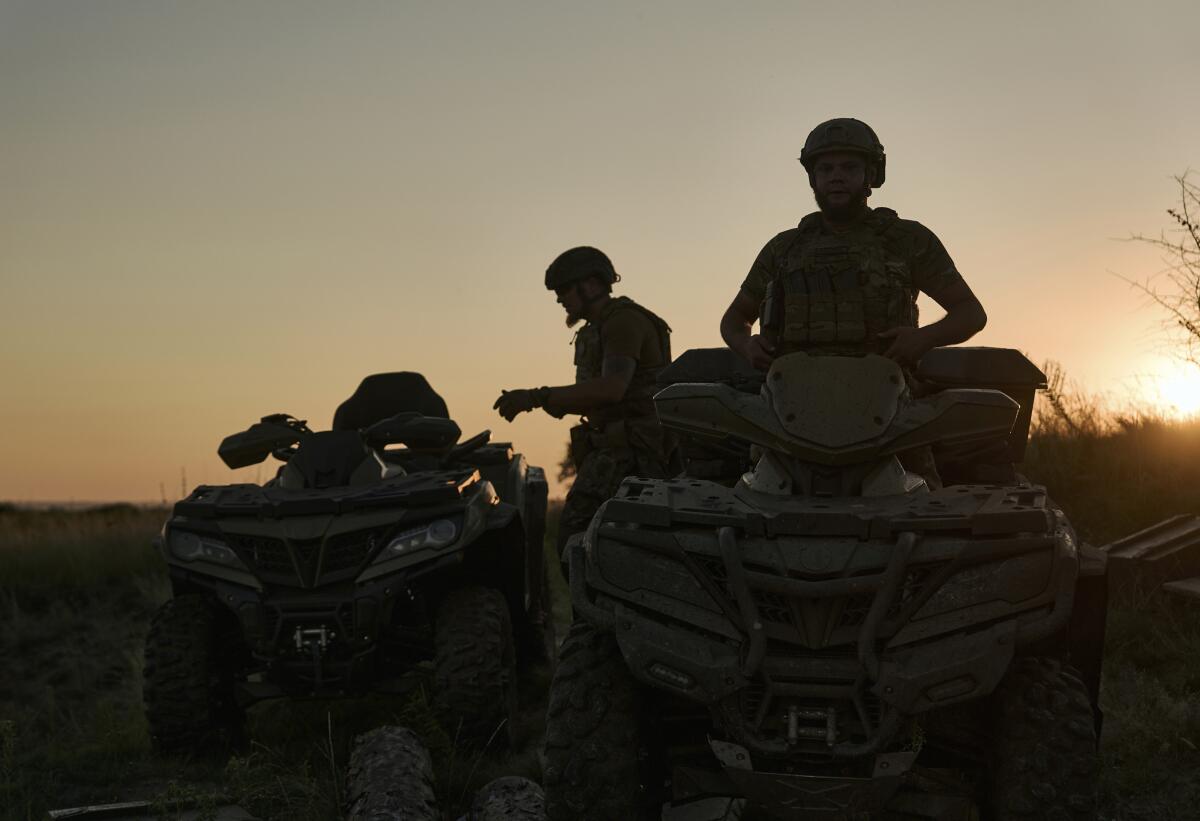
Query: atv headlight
384 519 459 555
168 530 247 568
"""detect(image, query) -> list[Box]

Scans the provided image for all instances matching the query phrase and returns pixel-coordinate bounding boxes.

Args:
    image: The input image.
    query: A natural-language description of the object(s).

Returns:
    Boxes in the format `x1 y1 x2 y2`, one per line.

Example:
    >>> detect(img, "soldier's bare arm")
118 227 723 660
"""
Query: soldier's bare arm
879 278 987 363
543 355 637 416
493 355 639 421
495 300 662 422
721 289 776 370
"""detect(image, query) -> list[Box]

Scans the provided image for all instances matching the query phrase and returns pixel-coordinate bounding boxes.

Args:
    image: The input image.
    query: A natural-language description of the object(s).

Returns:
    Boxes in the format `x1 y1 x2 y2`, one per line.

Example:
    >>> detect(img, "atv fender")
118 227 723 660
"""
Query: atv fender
1066 543 1108 710
568 532 617 631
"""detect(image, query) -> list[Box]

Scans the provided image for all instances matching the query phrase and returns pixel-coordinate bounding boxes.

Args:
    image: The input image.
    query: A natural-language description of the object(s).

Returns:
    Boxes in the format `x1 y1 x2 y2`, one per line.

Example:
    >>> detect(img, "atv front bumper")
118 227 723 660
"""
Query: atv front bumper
171 549 465 701
568 481 1080 759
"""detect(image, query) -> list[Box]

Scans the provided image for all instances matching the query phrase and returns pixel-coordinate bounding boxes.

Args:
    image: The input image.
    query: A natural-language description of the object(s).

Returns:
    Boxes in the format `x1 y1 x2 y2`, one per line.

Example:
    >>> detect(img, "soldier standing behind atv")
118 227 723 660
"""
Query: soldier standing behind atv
494 246 677 563
719 117 988 486
720 117 988 373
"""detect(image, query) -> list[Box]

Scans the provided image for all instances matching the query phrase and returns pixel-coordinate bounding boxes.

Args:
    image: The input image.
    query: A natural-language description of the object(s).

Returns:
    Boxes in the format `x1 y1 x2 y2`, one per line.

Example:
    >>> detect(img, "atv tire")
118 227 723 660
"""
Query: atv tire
470 775 545 820
344 725 439 821
142 594 242 753
433 586 517 744
988 656 1098 820
542 621 645 821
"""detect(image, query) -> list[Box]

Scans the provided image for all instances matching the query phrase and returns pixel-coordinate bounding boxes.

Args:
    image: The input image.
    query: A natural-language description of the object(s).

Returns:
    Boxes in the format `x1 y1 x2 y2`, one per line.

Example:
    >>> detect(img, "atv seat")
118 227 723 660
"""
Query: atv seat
278 430 371 489
333 372 450 431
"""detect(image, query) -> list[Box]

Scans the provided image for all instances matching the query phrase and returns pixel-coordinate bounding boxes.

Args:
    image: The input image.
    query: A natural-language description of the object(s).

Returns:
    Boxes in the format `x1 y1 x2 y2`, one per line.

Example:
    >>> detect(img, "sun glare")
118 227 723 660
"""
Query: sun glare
1145 362 1200 419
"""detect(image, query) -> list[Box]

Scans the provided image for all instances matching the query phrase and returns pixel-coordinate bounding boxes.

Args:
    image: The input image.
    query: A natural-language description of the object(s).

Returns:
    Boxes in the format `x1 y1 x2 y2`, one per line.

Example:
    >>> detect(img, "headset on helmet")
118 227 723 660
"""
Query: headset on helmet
544 246 620 291
799 118 887 188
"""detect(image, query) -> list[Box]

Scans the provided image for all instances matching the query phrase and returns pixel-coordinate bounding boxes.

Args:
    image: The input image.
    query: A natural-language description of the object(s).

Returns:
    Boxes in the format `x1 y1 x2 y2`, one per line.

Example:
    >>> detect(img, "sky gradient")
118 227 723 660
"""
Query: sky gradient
2 1 1199 501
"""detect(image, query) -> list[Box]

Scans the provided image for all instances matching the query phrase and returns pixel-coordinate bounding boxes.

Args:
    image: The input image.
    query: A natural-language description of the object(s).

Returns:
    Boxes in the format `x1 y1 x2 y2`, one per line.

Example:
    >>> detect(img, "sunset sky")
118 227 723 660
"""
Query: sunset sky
2 1 1199 502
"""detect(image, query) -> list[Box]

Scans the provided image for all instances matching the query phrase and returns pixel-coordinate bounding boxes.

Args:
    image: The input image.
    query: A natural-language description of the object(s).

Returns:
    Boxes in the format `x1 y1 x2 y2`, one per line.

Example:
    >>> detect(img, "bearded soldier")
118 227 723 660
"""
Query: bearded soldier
495 247 676 563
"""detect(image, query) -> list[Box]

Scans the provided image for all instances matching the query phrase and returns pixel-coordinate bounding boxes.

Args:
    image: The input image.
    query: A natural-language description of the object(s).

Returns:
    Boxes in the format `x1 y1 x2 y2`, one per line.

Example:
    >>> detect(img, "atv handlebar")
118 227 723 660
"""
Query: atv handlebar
221 411 480 473
218 414 312 469
443 430 491 465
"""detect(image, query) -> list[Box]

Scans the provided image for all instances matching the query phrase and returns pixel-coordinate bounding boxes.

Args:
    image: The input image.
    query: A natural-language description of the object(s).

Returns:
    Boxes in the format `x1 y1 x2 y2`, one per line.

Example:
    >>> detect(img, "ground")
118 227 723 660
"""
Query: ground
0 504 562 821
6 415 1200 820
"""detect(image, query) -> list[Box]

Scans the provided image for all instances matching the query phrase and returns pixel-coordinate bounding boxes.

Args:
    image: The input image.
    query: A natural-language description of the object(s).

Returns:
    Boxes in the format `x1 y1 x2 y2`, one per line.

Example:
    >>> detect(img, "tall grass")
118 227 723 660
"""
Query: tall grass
0 504 168 588
1024 366 1200 544
0 505 174 820
1020 370 1200 818
0 503 561 820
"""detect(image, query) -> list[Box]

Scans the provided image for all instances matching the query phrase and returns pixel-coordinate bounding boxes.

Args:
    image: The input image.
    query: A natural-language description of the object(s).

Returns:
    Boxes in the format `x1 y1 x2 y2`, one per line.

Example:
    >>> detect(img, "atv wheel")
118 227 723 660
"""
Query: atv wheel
344 725 439 821
433 586 518 743
542 621 645 821
470 775 545 820
142 594 242 753
988 656 1098 820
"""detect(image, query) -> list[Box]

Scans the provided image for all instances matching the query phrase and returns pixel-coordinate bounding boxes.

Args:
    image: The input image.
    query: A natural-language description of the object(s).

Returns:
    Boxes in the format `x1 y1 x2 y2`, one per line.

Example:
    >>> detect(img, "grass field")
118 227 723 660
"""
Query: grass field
0 503 563 821
5 412 1200 820
1022 408 1200 820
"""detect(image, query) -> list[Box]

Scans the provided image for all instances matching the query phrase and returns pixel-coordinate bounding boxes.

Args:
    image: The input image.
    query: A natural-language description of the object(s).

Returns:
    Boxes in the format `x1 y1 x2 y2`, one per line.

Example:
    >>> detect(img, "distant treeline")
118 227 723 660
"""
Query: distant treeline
0 501 169 513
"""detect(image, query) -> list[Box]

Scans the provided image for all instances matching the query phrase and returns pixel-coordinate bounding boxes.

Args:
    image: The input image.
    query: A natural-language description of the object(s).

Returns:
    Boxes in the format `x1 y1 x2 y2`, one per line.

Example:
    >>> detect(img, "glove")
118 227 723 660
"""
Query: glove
493 387 549 421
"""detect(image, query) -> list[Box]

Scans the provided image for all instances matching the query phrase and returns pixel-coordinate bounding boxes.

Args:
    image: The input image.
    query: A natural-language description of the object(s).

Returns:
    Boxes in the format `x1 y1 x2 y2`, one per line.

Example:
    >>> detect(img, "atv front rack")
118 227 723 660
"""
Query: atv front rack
176 469 480 519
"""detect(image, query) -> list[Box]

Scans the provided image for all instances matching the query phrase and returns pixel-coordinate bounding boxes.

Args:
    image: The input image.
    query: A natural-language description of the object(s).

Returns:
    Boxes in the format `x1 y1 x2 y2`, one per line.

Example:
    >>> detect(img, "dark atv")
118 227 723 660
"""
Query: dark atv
544 348 1106 820
143 373 548 751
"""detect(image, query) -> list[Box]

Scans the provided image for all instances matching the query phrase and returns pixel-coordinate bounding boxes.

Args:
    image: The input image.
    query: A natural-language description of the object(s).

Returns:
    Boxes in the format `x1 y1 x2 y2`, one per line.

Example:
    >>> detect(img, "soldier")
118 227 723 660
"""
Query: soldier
719 118 987 486
494 246 676 563
720 117 987 372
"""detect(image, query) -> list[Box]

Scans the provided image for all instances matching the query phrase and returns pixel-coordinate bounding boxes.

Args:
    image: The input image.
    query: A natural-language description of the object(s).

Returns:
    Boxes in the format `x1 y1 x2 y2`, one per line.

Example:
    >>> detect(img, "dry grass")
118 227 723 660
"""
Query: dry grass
1097 596 1200 819
1026 365 1200 544
0 506 181 820
0 504 169 588
1020 381 1200 820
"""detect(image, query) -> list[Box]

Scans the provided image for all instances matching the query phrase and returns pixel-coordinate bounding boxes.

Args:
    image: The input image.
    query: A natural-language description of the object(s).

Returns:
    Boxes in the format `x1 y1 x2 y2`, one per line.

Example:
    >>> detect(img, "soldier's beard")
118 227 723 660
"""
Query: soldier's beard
814 187 870 223
564 289 603 327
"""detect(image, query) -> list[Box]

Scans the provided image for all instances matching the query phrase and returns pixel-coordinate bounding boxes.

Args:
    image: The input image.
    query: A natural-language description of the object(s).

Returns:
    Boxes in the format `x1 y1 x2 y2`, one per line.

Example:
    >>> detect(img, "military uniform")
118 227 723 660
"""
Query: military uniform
557 296 676 557
742 207 965 355
743 207 965 485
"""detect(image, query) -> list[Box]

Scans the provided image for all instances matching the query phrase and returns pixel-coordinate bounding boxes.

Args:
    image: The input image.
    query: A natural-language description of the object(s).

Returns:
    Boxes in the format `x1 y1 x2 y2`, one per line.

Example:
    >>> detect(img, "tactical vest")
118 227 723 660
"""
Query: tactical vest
573 296 672 424
761 208 918 355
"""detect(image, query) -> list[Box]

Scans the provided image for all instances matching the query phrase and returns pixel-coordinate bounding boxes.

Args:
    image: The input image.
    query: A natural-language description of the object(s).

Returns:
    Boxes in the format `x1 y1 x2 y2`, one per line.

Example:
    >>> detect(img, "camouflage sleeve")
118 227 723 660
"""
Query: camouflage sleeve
909 222 966 298
739 235 781 303
600 308 652 361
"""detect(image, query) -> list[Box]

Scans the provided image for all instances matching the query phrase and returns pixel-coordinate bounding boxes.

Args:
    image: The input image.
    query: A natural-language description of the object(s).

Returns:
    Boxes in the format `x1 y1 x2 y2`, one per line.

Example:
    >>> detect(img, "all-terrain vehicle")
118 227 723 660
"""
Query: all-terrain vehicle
143 372 548 751
544 348 1107 820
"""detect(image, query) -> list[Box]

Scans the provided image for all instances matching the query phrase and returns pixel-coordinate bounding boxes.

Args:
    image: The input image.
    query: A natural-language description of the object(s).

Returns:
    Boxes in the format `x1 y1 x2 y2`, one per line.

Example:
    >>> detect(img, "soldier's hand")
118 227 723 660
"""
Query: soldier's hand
739 334 777 371
493 389 536 422
879 326 935 364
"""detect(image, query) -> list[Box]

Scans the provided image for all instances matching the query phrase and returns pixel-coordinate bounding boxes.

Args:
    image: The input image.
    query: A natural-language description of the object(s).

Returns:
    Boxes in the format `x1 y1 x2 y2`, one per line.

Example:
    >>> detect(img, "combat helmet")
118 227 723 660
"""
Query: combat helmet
544 246 620 291
799 118 887 187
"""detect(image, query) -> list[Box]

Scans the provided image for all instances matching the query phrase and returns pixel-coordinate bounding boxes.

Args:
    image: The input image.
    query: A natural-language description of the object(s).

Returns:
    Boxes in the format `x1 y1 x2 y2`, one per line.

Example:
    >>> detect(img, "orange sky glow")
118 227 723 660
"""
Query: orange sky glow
2 1 1199 501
